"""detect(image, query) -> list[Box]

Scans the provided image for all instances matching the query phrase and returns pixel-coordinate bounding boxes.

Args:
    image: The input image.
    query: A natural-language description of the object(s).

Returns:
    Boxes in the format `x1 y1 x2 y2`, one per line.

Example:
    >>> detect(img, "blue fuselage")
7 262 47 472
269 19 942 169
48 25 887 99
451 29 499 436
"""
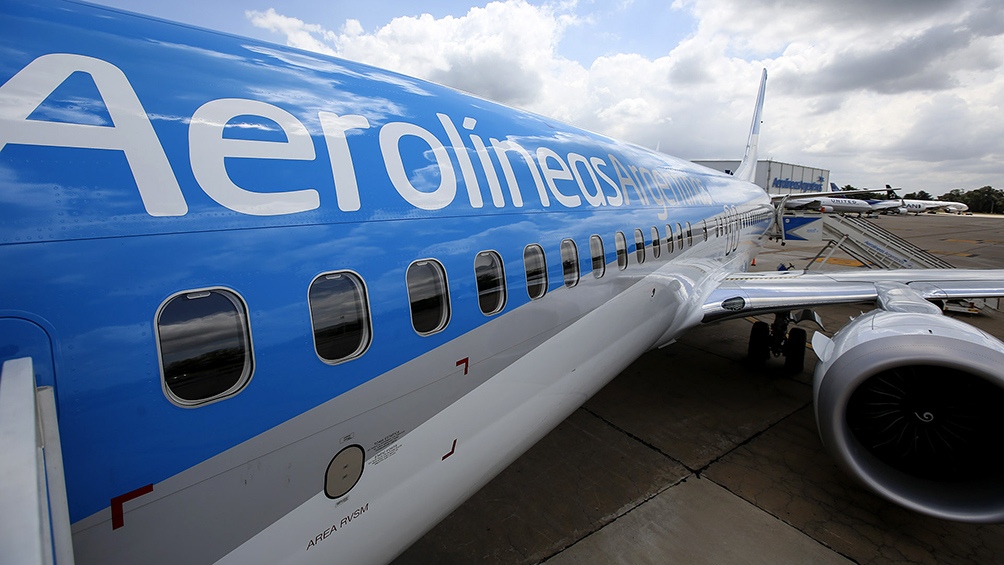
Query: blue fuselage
0 2 772 562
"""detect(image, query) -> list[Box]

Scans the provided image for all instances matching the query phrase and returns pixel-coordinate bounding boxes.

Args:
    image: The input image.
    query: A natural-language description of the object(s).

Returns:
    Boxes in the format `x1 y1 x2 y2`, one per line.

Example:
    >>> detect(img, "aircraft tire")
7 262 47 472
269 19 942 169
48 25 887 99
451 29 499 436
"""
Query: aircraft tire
784 328 807 373
747 321 770 365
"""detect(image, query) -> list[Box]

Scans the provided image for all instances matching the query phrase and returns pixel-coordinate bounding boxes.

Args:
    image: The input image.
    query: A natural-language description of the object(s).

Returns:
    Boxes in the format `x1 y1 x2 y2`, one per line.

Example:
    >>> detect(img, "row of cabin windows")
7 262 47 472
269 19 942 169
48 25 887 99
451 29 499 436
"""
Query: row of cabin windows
156 212 767 406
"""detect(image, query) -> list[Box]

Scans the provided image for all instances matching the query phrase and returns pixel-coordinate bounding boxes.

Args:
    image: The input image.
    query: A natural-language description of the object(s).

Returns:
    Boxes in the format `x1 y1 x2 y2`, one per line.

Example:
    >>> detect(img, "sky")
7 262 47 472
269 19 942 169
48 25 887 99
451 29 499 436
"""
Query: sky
89 0 1004 196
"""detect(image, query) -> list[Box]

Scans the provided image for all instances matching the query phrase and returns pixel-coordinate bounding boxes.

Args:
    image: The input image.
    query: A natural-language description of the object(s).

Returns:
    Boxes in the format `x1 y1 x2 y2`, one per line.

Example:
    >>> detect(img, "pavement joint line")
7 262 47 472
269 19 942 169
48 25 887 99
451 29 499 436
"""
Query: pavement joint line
580 406 691 471
538 472 695 564
580 398 818 559
702 474 862 565
695 400 813 477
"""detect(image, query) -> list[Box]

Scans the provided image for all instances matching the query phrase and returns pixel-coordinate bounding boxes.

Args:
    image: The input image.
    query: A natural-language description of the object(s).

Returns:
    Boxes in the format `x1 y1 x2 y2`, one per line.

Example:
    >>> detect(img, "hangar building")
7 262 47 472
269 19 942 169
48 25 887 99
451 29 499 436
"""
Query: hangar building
693 160 830 196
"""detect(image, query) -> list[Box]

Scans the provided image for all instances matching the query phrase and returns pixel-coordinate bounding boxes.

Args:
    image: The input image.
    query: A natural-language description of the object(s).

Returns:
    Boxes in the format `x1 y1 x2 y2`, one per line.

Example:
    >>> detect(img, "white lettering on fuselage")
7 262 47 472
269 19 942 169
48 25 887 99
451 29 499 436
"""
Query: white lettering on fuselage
303 503 369 551
190 98 320 215
0 54 188 216
0 54 713 217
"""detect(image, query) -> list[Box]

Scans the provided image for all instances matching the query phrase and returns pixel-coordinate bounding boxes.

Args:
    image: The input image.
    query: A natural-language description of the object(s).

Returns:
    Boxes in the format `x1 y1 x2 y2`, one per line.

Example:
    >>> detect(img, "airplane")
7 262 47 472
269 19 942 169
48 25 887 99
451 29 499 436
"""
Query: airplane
942 201 971 214
780 191 873 215
825 183 903 215
884 186 970 215
823 183 907 215
943 202 971 214
4 2 1004 564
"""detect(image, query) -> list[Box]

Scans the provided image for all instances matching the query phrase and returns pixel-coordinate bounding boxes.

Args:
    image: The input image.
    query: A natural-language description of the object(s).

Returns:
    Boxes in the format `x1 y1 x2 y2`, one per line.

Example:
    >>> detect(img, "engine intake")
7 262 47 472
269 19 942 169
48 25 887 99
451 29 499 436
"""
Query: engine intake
813 309 1004 522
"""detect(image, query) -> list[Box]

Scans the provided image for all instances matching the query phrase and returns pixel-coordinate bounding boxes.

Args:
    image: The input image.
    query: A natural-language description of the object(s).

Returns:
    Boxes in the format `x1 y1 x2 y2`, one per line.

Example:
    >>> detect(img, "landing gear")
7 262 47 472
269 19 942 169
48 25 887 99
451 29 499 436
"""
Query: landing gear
783 328 806 373
747 321 770 364
746 312 816 373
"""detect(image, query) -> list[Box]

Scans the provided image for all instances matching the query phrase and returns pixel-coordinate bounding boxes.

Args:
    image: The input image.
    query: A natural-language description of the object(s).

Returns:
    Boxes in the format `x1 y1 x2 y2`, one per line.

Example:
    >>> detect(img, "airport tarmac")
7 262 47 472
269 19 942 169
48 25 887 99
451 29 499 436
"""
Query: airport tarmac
394 213 1004 565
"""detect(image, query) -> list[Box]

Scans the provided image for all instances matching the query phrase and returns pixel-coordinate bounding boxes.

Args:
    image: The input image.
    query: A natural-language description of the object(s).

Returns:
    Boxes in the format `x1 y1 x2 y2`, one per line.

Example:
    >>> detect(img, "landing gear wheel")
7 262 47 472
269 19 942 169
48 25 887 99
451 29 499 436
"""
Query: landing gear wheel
747 321 770 366
784 328 807 373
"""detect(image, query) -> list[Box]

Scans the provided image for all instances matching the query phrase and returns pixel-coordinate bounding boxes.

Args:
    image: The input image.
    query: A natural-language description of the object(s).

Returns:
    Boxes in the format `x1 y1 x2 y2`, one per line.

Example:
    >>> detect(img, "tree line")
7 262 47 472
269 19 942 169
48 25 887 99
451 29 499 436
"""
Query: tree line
937 186 1003 214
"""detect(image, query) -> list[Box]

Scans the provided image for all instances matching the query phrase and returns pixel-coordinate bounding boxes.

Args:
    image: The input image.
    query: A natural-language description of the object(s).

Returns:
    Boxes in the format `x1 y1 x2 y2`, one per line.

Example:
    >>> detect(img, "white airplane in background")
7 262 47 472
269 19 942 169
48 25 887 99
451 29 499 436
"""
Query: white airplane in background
4 2 1004 564
781 188 873 215
820 183 904 215
884 186 970 215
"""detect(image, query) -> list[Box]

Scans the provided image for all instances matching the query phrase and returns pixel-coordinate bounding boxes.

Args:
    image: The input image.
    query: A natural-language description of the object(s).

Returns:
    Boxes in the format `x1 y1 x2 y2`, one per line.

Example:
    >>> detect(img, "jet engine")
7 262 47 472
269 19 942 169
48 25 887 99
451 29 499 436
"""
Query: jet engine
818 206 834 213
812 308 1004 522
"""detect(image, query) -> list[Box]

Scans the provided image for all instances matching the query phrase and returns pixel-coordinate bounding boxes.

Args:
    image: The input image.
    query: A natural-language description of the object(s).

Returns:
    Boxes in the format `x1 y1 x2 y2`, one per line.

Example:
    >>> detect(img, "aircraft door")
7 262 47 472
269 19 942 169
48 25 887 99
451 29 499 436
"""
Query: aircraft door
0 318 55 388
724 206 737 256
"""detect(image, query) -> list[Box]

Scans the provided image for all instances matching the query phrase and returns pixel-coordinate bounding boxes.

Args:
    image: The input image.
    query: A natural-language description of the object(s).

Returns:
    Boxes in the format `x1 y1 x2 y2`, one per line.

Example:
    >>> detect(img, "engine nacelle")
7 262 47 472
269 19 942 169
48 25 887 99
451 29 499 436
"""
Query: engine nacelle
812 309 1004 522
818 205 834 213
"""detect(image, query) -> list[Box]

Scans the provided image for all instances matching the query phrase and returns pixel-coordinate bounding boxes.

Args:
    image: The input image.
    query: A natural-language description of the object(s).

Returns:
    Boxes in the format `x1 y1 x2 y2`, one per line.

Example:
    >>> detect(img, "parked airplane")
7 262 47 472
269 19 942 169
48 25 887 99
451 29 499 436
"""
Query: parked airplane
885 186 970 215
4 2 1004 564
781 191 872 215
824 183 908 215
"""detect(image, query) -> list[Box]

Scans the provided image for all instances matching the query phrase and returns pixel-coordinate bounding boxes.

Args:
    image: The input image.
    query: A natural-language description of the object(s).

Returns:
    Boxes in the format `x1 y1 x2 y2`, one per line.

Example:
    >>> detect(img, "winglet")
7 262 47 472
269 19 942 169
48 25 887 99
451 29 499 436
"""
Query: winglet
733 68 767 183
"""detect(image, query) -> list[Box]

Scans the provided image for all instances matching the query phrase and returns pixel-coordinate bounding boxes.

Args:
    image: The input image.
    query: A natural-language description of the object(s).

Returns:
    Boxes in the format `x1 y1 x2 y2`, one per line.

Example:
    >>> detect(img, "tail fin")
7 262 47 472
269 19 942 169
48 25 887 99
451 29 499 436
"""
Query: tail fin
734 68 767 183
885 185 899 199
830 183 840 192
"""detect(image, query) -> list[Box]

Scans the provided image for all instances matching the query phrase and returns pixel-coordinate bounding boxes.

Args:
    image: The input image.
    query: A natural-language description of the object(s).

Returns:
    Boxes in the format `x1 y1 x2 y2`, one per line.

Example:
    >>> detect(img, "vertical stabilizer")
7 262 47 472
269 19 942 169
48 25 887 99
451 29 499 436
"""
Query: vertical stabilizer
733 69 767 183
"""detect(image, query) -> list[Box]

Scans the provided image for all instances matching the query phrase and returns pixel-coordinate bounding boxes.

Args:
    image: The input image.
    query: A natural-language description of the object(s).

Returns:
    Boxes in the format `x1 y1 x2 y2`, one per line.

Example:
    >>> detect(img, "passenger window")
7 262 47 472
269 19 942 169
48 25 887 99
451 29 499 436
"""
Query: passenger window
407 259 450 335
524 244 548 299
676 222 684 249
702 220 708 242
157 288 253 406
615 231 628 270
589 235 606 278
308 271 371 364
560 239 580 288
474 251 506 315
686 222 693 247
666 224 674 253
650 227 661 258
633 229 646 263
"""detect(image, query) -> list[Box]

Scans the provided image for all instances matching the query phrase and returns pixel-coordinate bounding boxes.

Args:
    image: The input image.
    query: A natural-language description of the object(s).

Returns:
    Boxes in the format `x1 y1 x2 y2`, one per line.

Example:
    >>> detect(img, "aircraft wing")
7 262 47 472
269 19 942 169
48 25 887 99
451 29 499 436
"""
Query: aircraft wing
868 200 901 211
781 198 820 210
702 268 1004 322
770 188 880 202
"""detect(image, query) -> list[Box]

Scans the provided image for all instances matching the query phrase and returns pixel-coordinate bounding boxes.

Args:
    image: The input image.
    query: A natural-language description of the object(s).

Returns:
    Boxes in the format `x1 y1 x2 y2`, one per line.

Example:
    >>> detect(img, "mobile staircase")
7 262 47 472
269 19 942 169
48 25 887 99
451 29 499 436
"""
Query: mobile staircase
810 214 955 270
0 357 74 565
808 215 990 312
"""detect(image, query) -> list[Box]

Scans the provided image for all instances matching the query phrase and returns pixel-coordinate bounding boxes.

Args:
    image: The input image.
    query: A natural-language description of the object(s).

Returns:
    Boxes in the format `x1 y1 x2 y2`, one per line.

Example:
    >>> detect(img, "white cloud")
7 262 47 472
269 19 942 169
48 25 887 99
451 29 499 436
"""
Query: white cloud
246 8 338 56
249 0 1004 194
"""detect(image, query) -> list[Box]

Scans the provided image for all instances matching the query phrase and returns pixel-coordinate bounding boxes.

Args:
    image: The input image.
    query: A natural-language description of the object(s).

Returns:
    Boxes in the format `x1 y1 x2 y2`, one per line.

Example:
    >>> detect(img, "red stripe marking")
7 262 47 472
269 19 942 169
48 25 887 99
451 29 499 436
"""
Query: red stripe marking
442 439 457 461
111 484 153 530
456 357 469 375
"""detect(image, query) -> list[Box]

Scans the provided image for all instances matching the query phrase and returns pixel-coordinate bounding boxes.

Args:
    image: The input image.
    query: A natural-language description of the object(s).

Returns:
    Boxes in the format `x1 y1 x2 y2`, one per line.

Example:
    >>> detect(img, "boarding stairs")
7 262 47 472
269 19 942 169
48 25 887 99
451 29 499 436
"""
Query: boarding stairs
0 357 74 565
805 215 992 312
808 214 955 270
